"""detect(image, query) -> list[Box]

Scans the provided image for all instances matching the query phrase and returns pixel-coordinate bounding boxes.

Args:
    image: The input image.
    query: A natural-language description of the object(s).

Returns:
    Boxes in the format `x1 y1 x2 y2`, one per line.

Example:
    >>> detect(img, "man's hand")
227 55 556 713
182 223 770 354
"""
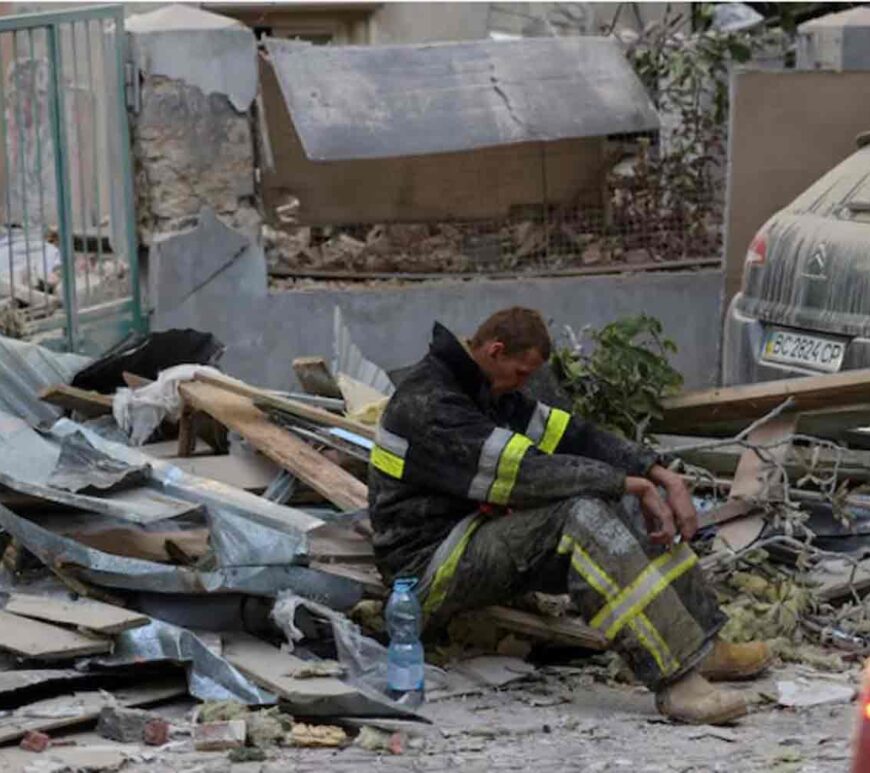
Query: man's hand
647 464 699 543
625 476 676 546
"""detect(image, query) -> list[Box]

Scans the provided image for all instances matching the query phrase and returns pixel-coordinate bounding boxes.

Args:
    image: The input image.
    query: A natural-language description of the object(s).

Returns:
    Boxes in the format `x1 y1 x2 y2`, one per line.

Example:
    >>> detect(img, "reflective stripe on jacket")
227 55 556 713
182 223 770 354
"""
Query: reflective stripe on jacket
368 322 658 580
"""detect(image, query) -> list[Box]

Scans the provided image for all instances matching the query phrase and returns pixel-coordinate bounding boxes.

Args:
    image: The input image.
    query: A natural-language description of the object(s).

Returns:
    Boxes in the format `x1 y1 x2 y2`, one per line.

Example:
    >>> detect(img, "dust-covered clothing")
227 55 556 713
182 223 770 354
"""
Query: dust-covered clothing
419 495 725 691
368 322 658 580
367 321 723 690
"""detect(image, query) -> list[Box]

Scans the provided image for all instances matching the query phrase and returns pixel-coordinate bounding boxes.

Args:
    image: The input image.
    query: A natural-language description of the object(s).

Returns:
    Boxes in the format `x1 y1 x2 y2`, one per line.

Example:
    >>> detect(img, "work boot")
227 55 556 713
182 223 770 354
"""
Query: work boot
656 670 748 725
699 640 772 682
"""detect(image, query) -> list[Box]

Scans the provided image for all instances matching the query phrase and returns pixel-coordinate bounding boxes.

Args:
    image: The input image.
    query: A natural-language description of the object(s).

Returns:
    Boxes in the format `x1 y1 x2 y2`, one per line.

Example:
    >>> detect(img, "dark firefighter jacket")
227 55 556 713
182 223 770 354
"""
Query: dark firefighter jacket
368 322 659 580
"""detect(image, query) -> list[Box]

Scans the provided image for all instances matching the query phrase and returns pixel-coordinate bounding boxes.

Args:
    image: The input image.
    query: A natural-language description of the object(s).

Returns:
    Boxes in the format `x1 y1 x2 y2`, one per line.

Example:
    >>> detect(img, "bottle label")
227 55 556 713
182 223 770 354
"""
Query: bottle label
388 663 424 691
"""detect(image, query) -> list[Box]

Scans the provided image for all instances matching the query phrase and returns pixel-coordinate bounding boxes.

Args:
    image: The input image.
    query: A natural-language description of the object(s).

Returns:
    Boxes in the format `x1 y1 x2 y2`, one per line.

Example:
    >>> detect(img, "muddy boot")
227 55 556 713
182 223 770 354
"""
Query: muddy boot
656 670 748 725
699 640 772 682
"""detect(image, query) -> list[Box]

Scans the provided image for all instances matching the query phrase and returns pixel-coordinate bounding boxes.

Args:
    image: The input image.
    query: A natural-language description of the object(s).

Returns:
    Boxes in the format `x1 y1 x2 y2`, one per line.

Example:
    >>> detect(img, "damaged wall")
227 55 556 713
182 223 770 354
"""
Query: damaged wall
147 211 722 390
127 5 260 245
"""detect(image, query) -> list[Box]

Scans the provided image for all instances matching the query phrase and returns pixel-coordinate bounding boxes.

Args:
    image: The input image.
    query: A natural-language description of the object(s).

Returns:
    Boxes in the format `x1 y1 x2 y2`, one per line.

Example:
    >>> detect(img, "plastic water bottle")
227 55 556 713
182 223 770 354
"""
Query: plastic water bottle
385 576 425 707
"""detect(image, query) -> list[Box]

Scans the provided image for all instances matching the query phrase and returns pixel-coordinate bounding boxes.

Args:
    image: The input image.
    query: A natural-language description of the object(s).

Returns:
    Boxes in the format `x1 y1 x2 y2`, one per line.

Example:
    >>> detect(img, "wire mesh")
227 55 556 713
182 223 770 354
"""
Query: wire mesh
265 138 724 281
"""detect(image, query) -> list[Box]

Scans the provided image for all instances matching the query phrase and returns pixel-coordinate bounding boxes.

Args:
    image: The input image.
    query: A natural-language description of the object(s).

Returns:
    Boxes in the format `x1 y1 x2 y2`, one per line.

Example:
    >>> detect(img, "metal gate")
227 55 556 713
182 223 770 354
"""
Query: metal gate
0 4 142 354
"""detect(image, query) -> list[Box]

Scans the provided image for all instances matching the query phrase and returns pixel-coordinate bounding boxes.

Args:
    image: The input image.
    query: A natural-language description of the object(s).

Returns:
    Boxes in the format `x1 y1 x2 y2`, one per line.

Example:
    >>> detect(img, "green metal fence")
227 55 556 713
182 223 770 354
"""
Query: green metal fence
0 4 142 354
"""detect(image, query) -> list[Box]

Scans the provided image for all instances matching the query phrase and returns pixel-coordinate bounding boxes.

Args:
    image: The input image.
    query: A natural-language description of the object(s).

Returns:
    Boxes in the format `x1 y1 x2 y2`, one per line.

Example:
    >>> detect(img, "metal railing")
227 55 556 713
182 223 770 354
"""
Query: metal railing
0 4 141 353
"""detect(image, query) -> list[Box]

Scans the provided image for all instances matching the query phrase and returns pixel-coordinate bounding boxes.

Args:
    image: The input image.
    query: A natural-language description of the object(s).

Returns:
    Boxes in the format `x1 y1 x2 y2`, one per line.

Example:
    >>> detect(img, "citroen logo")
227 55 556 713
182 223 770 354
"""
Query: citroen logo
803 243 827 280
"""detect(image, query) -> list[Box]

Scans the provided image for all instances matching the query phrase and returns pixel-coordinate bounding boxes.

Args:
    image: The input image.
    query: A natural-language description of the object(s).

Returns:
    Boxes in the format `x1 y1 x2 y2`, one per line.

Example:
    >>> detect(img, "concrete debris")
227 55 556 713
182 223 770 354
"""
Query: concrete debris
97 706 168 746
776 678 856 708
454 656 538 688
355 725 406 755
193 719 247 751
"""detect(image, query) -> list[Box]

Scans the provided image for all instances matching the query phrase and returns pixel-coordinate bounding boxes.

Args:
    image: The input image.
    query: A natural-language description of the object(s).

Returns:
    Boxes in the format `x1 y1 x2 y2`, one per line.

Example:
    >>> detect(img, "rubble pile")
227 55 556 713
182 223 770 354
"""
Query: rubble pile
3 326 870 765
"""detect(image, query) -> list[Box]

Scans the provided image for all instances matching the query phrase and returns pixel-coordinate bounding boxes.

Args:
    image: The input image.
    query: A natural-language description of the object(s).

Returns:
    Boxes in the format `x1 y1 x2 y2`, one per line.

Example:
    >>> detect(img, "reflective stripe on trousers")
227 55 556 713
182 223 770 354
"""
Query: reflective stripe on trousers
420 513 484 615
558 533 686 678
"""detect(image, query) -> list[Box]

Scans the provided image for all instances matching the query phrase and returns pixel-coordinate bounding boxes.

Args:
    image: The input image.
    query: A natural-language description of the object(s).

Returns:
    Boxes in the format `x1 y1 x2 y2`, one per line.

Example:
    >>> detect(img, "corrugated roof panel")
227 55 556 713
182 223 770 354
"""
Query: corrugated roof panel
264 36 659 161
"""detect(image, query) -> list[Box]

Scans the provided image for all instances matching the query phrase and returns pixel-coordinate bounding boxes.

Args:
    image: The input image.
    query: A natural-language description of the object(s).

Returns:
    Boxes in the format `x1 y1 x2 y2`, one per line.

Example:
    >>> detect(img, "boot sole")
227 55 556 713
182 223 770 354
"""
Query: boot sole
700 653 774 682
658 701 749 726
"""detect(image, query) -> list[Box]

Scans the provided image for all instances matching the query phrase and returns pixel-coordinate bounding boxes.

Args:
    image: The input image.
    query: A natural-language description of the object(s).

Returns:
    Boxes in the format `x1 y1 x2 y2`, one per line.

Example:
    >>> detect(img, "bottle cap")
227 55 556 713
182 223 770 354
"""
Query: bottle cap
393 576 418 592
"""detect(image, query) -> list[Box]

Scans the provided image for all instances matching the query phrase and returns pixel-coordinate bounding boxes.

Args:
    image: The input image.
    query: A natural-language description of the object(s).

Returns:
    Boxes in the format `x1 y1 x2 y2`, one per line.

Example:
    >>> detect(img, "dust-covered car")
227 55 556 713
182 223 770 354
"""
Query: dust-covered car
723 135 870 385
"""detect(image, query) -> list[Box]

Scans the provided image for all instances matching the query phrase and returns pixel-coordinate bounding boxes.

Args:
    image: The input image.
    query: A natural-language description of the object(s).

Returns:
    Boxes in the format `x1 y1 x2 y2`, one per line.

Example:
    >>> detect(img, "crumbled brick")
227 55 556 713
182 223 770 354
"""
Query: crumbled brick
20 730 51 752
194 719 247 751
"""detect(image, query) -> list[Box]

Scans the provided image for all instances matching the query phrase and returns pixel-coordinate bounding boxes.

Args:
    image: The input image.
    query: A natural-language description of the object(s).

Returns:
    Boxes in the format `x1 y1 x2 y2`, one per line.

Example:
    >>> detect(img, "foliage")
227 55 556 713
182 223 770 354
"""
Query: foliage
607 4 787 261
552 314 683 442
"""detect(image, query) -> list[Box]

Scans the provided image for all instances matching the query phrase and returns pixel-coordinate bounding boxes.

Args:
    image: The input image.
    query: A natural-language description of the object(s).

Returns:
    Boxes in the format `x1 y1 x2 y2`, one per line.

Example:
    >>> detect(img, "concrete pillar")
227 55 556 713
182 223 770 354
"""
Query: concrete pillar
125 4 260 246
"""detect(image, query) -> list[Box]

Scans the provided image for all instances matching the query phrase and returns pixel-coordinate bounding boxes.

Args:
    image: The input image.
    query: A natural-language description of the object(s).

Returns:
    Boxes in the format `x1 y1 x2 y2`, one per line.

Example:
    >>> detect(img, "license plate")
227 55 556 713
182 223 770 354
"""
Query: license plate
761 328 846 373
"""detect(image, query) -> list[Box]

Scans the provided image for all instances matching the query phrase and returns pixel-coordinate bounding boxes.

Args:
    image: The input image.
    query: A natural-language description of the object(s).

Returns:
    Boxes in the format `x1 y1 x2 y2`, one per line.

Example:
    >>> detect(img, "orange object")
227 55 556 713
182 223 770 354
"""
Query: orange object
852 659 870 772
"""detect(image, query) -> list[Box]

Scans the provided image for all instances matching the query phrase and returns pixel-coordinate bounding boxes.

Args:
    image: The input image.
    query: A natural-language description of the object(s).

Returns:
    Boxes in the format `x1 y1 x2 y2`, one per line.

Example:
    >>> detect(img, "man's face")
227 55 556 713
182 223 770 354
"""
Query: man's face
473 342 546 396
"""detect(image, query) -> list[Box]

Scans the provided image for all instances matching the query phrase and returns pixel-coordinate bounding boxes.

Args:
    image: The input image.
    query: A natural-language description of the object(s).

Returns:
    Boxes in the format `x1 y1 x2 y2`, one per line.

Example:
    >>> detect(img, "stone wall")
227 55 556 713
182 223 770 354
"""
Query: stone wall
132 76 259 245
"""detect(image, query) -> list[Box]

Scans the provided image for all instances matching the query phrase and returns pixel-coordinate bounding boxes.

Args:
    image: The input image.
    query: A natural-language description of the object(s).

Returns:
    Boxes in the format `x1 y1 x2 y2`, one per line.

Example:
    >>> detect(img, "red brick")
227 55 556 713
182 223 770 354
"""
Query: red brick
20 731 51 753
143 718 170 747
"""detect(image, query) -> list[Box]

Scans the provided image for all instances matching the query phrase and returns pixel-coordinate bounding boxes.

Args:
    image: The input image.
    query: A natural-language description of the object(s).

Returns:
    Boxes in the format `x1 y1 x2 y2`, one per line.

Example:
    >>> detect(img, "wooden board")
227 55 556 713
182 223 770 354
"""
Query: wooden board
292 356 343 399
715 414 797 552
38 385 113 418
0 610 111 659
65 526 211 564
159 454 280 491
479 606 607 650
0 680 186 745
179 381 368 512
5 593 149 635
194 371 376 441
656 368 870 433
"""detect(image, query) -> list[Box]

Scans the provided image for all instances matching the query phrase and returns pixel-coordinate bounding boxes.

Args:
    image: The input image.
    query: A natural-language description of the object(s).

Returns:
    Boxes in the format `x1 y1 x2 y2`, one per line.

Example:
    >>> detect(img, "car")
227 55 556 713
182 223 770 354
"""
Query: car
723 133 870 386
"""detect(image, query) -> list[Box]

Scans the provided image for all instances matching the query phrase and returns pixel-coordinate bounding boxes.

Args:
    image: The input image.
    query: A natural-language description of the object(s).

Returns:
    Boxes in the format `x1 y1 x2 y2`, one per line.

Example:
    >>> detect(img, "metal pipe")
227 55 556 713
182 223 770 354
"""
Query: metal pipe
11 30 33 307
28 27 50 312
85 19 106 298
0 34 16 304
69 20 91 304
46 22 77 350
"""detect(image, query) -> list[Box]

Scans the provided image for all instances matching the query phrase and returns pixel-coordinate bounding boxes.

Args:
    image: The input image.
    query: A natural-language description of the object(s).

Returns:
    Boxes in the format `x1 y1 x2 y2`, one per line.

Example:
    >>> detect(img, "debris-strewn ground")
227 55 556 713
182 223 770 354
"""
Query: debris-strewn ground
0 662 856 773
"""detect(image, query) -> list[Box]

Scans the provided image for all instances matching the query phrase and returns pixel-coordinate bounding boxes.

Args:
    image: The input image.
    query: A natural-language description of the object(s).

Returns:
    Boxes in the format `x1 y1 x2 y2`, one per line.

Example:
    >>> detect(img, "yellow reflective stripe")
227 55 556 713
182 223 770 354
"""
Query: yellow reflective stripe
592 544 699 640
371 445 405 479
560 534 679 676
489 434 534 505
423 517 483 614
630 616 679 677
538 408 570 454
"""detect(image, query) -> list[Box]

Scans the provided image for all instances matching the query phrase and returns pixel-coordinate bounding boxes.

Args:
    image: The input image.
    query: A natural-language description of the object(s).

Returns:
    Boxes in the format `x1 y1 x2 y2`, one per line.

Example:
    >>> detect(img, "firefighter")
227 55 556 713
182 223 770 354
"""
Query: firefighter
368 307 771 725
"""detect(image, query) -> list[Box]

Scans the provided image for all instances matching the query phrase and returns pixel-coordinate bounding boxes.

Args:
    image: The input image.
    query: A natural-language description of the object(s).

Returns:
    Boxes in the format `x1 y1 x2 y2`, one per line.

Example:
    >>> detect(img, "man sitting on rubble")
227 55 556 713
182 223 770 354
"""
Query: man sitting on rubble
368 307 771 725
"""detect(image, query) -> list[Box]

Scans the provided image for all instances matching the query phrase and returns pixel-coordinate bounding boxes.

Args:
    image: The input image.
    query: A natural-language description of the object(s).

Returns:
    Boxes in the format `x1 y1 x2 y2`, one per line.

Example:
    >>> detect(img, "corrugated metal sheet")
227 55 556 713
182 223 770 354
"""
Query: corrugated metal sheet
264 36 659 161
0 335 90 427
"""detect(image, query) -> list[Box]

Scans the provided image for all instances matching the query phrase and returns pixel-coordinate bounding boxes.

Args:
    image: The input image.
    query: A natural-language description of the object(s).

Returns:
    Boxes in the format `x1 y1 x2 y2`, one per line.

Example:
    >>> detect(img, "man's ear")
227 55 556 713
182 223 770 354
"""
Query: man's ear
488 341 506 358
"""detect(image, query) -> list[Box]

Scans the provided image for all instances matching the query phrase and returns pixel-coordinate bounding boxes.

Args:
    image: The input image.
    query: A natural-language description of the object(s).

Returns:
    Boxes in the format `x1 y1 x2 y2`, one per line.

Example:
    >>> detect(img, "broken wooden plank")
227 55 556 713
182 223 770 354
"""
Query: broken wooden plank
0 680 186 745
656 368 870 434
194 371 375 441
38 384 113 419
479 606 607 650
223 633 415 718
292 356 343 399
179 381 368 512
4 593 149 636
142 451 279 492
0 610 111 659
64 526 209 564
715 414 797 552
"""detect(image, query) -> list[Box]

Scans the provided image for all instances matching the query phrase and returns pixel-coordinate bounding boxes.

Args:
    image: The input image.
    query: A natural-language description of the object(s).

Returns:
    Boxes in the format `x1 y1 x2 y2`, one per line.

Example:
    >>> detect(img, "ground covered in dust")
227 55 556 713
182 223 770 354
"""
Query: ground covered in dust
0 662 858 773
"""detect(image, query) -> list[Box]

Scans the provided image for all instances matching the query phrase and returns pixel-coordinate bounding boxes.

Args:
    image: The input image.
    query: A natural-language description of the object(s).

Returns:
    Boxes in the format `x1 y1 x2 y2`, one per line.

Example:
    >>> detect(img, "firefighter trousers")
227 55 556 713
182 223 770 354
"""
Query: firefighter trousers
419 495 726 691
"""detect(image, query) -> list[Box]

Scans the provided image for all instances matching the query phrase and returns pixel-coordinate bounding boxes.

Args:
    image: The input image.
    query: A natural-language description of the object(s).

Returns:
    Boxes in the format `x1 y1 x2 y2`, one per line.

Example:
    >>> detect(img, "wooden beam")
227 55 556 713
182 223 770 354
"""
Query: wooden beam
656 368 870 433
479 606 607 650
179 381 368 512
0 610 111 659
39 384 113 418
194 372 375 441
292 356 343 399
4 593 149 636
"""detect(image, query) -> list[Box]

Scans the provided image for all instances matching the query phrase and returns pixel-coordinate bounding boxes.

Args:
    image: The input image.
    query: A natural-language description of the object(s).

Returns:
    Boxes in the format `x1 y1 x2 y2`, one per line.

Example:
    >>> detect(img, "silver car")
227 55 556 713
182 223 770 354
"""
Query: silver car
723 136 870 385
